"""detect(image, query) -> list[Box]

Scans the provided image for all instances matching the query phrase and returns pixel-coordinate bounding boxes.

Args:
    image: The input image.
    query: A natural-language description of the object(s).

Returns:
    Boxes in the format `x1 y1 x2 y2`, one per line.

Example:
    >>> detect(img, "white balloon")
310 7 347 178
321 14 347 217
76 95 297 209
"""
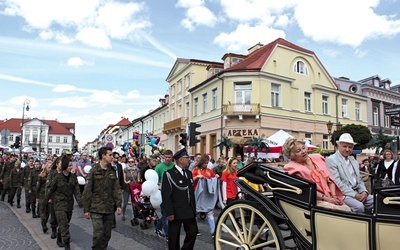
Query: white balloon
141 180 158 196
150 190 162 207
144 169 158 183
84 165 92 173
77 176 86 185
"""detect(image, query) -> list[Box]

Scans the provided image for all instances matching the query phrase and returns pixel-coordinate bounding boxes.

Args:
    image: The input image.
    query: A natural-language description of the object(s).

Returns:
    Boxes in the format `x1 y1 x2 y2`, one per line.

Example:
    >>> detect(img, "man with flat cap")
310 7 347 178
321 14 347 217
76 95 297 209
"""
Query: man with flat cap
326 133 373 214
161 147 198 250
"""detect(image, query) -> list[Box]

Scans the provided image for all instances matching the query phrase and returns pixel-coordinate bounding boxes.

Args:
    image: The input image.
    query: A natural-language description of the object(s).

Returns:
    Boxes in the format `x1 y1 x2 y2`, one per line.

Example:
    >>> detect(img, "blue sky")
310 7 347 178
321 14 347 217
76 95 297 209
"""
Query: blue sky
1 0 400 147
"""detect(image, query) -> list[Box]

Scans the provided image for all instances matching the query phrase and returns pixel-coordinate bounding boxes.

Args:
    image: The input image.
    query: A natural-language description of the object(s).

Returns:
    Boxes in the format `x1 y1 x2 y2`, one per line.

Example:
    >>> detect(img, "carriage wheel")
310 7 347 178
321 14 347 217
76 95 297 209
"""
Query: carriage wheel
214 200 285 250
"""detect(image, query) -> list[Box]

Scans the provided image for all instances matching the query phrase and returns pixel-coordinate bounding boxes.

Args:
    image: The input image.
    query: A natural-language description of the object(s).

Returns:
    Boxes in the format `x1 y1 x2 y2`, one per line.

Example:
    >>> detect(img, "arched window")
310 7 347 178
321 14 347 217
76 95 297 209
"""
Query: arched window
293 60 309 75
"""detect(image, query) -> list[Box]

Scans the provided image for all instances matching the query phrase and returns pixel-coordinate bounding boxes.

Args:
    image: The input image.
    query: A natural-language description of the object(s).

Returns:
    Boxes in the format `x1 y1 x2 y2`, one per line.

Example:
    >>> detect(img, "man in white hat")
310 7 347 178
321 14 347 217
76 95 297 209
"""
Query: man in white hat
326 133 373 214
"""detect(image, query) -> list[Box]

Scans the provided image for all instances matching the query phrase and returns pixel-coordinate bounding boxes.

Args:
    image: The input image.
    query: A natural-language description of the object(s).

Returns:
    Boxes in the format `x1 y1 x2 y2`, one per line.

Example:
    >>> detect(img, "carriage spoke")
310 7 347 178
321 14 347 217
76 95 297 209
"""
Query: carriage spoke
239 207 249 242
249 221 268 246
228 211 246 242
247 210 256 242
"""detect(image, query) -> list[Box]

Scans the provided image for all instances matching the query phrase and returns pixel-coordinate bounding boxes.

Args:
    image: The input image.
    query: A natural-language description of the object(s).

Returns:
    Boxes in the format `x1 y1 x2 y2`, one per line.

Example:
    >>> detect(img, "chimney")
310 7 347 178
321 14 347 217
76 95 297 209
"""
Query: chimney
338 76 350 80
247 42 263 54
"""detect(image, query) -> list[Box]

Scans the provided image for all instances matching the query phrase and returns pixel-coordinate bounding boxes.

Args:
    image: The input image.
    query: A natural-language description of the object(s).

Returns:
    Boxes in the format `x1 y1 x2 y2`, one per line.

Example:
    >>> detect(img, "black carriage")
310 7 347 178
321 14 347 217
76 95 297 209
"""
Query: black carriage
214 162 400 250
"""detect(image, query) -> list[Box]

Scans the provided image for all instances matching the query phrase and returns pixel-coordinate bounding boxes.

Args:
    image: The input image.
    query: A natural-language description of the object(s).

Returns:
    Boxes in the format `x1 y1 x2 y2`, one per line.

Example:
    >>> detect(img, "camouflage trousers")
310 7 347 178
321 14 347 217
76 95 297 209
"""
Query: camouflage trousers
39 198 50 224
8 186 22 203
29 190 37 212
24 185 30 207
55 210 72 241
90 212 114 250
48 203 58 228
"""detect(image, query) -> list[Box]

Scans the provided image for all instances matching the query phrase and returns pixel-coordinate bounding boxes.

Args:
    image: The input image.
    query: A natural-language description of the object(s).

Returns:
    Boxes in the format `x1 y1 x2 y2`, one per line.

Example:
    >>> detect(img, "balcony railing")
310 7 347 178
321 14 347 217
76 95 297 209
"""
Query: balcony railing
163 117 185 134
222 103 260 115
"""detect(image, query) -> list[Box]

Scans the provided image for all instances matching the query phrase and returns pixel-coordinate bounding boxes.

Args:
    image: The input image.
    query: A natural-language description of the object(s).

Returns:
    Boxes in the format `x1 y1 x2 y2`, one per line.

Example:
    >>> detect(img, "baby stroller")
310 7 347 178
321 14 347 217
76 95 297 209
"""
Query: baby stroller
129 183 159 229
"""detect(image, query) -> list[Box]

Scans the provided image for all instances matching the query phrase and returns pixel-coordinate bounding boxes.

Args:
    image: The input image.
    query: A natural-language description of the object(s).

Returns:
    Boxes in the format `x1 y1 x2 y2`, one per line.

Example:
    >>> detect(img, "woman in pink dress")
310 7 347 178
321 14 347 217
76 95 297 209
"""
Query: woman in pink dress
282 138 351 212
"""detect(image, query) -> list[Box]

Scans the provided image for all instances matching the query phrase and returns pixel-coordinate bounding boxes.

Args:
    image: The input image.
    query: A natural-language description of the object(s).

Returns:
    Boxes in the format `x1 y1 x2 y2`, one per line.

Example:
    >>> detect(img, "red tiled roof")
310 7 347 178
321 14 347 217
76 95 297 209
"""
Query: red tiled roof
115 118 131 126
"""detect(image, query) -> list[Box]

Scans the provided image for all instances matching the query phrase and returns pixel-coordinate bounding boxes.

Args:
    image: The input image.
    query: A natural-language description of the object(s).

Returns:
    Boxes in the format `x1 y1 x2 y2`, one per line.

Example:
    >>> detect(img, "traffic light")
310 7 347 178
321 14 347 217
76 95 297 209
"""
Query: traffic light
14 136 21 149
189 122 201 147
179 133 188 146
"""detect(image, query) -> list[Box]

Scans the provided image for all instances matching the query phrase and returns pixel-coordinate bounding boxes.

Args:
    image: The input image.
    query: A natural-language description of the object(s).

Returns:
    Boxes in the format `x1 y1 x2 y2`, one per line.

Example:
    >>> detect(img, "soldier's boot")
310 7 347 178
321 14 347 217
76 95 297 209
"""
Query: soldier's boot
56 232 64 247
32 204 37 218
17 199 21 208
41 222 48 233
26 205 31 213
63 239 70 250
51 227 57 239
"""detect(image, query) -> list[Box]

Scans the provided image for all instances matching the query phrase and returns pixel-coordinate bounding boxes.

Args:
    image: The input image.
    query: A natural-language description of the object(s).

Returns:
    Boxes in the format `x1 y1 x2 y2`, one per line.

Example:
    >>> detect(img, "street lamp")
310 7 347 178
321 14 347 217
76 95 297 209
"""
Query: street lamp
21 99 30 150
326 120 342 150
38 117 45 155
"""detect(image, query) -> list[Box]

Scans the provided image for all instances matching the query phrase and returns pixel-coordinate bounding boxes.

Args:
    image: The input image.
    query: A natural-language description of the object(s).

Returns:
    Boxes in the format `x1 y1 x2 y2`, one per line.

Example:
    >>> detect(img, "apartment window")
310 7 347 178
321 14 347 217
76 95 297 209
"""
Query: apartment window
341 99 348 118
47 148 52 154
304 92 312 112
355 102 361 120
373 106 379 126
271 83 280 107
178 80 182 93
212 88 218 110
9 135 14 141
55 148 60 155
48 136 52 142
171 85 175 97
56 136 60 143
194 98 198 116
323 135 329 150
235 83 251 104
178 104 182 118
232 57 242 65
171 108 175 120
322 95 329 114
305 133 312 145
293 60 309 75
202 93 207 113
186 102 190 118
385 115 390 128
185 74 191 88
63 137 68 143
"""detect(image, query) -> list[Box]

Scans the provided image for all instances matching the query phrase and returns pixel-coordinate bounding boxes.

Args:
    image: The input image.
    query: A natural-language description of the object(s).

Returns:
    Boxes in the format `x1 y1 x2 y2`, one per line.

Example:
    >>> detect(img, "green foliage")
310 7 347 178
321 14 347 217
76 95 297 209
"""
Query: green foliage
245 134 269 158
214 134 233 156
366 127 395 154
330 124 372 150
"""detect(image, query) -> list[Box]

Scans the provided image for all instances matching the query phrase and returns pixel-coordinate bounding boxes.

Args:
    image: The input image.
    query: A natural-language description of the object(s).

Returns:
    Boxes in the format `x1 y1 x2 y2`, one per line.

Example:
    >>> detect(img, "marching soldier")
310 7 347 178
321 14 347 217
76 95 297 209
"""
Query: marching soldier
22 157 35 213
0 154 16 203
83 147 122 250
8 161 23 207
28 160 41 218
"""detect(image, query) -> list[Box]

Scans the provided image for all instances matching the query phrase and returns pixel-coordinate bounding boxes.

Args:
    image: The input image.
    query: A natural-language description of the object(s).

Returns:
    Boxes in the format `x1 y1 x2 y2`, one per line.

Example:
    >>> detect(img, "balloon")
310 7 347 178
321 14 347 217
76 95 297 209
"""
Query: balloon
84 165 92 173
77 176 86 185
141 180 158 196
144 169 158 183
150 190 162 207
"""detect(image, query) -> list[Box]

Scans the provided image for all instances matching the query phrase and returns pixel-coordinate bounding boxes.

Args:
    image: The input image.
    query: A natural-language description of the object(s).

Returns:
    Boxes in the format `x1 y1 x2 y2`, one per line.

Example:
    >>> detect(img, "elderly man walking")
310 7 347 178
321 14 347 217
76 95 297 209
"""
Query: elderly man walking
326 133 373 214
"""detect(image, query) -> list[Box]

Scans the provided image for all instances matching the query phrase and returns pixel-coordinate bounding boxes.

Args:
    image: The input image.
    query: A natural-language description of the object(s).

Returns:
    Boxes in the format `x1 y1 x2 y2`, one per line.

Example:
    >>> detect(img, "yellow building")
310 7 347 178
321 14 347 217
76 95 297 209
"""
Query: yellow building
164 38 368 158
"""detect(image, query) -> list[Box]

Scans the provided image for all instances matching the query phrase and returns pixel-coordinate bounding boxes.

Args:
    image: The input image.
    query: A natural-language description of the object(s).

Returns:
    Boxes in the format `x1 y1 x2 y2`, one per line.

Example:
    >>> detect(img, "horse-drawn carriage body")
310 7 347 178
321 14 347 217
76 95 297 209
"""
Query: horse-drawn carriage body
214 162 400 250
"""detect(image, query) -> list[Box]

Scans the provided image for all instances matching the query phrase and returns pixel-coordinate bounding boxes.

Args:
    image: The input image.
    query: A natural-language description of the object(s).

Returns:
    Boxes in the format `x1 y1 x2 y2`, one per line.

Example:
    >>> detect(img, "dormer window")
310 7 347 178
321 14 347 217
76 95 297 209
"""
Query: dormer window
294 60 309 75
224 58 230 69
349 85 357 93
232 57 242 66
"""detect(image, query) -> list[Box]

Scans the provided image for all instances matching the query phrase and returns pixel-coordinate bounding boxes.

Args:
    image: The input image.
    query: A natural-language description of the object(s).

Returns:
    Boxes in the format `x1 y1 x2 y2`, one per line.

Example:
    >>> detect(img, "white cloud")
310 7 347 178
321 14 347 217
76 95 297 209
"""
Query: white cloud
0 0 152 48
322 49 340 58
214 24 286 52
67 57 94 67
53 84 77 92
176 0 218 31
294 0 400 46
51 96 89 108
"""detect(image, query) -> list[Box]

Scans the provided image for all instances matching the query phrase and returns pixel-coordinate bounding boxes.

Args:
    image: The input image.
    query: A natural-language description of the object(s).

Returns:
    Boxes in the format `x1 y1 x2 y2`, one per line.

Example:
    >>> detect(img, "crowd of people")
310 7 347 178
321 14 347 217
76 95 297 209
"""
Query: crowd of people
1 134 399 250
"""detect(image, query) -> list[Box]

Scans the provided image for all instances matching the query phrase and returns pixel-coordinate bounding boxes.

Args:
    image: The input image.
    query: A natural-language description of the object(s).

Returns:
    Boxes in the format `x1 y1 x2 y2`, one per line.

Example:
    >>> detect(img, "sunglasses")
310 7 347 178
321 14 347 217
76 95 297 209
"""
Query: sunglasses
128 161 134 163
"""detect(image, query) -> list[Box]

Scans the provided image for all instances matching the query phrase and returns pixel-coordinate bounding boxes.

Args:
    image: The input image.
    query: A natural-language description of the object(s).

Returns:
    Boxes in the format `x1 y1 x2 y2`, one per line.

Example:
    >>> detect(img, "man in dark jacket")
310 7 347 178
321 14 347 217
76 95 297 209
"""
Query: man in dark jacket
83 147 122 250
161 148 198 250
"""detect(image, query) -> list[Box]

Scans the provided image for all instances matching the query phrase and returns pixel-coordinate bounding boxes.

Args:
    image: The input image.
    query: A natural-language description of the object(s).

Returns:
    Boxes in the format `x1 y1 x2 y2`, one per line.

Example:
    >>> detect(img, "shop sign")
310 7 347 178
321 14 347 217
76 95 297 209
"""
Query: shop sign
227 129 259 137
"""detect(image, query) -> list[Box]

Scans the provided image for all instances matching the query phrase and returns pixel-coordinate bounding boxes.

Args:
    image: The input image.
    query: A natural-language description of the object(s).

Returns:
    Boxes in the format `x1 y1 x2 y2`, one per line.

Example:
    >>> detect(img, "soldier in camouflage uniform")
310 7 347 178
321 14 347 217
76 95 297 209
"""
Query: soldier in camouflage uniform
0 156 4 195
45 156 83 250
8 161 23 207
37 161 52 233
46 156 62 239
22 157 35 213
83 147 122 250
0 154 16 202
28 160 41 218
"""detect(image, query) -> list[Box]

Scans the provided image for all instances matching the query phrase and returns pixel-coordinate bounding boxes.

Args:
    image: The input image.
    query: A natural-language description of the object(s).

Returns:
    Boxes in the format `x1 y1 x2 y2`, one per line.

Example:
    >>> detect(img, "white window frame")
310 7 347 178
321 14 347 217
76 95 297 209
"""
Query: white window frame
304 92 312 112
342 99 348 118
355 102 361 121
373 106 379 126
322 95 329 114
304 133 312 145
63 137 68 143
293 60 309 75
323 135 329 149
202 93 207 113
185 74 191 88
271 83 280 107
384 115 390 128
56 136 60 143
212 88 218 110
194 98 198 116
186 102 190 118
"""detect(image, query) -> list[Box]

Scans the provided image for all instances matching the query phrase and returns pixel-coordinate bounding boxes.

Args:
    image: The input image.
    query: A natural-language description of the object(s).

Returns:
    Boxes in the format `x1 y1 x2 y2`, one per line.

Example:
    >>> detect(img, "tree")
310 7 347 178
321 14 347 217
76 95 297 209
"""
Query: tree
366 127 395 154
214 134 233 157
246 135 269 158
331 124 372 150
